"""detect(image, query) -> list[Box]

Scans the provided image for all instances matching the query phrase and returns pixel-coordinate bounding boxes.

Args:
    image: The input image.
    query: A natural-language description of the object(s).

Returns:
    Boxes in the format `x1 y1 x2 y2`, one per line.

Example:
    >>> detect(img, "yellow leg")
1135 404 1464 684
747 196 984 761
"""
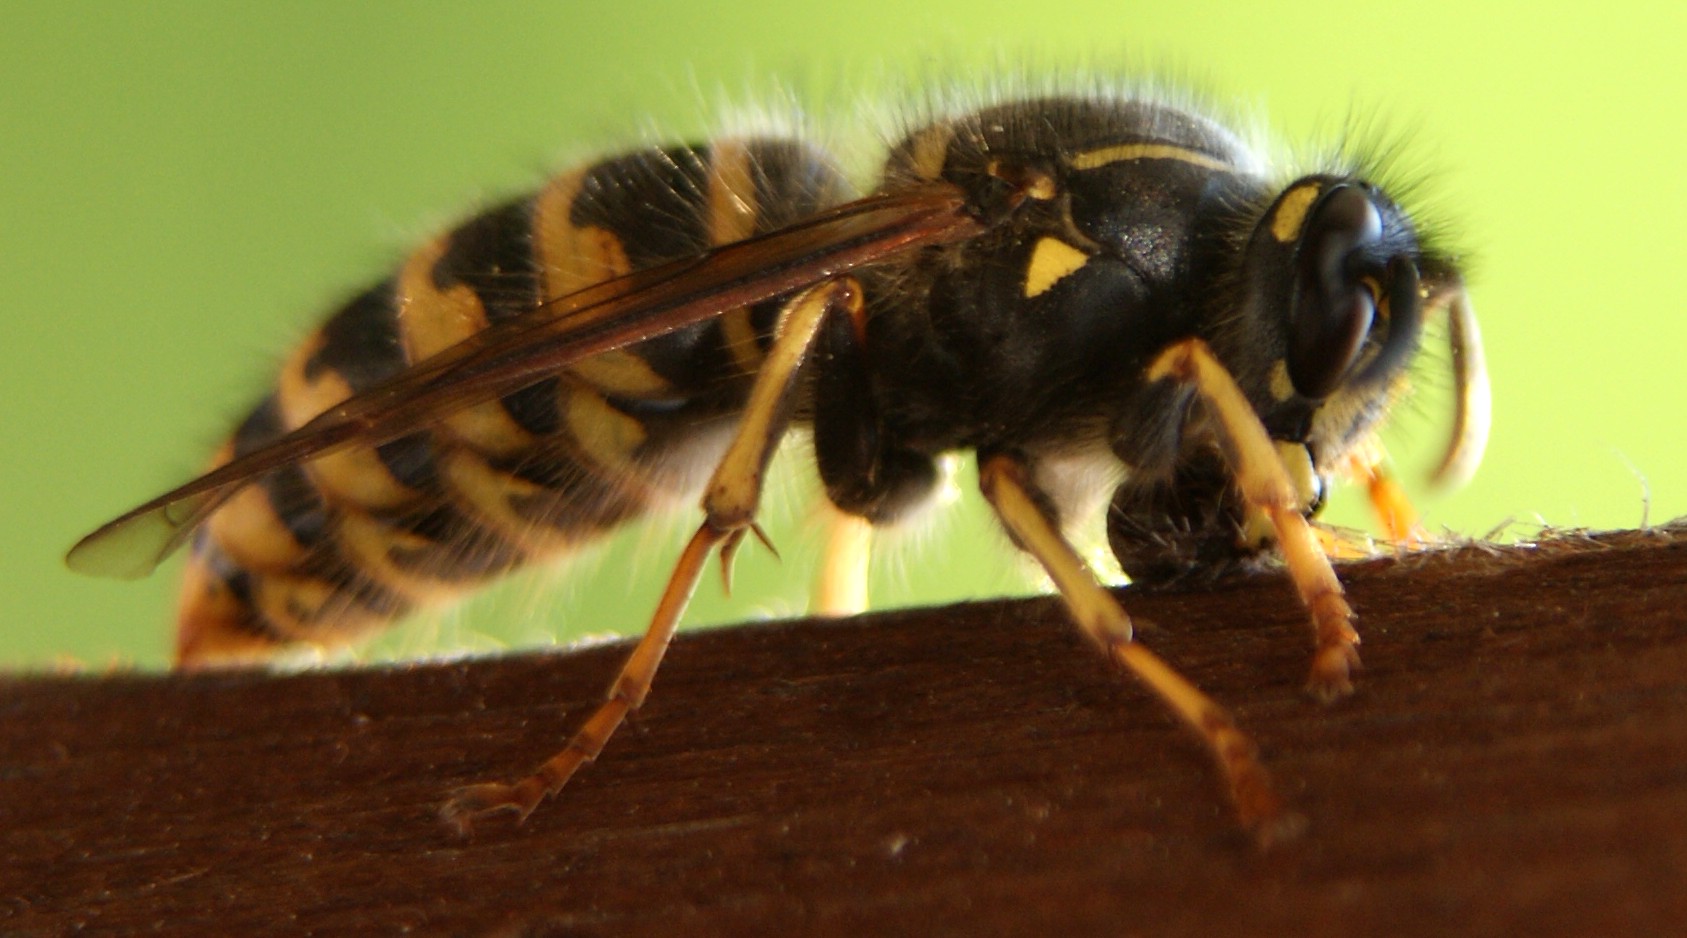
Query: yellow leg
440 278 858 835
1147 338 1359 699
979 453 1299 845
810 504 873 616
1339 446 1425 548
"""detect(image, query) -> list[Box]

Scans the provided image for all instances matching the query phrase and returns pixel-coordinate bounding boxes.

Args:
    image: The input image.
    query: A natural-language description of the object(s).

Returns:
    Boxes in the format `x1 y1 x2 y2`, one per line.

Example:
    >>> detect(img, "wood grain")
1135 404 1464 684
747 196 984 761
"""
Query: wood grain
6 524 1687 935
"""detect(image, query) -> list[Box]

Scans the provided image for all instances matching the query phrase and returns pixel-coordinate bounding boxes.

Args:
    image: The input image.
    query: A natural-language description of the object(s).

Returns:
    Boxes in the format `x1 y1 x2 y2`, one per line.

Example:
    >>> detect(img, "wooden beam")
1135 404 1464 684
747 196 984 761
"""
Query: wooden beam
6 524 1687 934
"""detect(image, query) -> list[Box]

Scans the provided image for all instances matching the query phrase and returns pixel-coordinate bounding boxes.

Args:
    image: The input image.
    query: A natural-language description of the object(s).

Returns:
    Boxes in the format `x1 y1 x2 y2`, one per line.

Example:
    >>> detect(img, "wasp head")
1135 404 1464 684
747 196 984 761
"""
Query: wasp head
1222 176 1438 471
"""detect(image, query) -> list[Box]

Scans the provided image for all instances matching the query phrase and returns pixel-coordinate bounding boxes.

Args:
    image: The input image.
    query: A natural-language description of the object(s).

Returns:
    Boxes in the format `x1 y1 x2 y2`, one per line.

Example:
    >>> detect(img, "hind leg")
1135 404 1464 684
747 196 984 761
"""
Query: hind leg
440 277 857 833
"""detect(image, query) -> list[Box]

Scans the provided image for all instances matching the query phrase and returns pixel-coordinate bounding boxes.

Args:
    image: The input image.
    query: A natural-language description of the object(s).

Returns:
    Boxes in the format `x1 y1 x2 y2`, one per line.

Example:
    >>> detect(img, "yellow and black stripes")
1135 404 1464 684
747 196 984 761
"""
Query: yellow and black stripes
167 94 1470 680
177 139 851 664
47 87 1489 848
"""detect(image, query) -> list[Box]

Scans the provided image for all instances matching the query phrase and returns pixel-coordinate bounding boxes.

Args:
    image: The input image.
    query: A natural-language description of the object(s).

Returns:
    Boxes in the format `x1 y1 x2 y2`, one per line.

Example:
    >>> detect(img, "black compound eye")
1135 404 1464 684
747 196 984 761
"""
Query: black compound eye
1287 185 1384 399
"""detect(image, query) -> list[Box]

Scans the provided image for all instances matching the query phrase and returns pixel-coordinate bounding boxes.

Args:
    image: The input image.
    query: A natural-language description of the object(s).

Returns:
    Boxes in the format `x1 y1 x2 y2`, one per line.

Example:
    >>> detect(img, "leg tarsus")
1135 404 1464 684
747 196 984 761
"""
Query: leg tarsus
1267 499 1361 699
440 694 636 835
439 521 721 837
1307 643 1360 702
440 778 548 836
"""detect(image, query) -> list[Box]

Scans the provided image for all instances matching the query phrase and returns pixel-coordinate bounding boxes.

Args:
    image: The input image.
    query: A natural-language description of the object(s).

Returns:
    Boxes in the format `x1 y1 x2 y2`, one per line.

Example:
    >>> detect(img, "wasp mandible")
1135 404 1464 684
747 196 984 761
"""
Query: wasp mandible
68 90 1490 842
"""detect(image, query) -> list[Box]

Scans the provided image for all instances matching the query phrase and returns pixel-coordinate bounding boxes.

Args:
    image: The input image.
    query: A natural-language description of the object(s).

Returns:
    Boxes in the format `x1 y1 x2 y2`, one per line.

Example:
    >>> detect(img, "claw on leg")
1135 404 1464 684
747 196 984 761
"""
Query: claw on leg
715 522 780 597
439 528 717 836
442 700 630 834
716 527 748 596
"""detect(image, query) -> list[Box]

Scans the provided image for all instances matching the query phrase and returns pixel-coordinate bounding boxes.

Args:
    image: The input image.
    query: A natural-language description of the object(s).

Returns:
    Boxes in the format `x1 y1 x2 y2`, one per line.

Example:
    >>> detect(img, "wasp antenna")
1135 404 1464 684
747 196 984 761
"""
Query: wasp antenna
1430 289 1490 489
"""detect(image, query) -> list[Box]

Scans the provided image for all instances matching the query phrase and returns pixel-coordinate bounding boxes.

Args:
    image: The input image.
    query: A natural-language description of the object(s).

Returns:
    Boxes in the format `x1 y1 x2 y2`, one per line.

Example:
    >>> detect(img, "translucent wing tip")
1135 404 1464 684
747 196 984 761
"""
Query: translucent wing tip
65 493 217 580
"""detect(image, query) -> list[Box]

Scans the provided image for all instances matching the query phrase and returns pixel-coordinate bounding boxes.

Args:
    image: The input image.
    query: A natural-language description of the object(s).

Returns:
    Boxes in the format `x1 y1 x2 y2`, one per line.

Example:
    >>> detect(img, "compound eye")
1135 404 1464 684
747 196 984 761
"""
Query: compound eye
1287 185 1384 399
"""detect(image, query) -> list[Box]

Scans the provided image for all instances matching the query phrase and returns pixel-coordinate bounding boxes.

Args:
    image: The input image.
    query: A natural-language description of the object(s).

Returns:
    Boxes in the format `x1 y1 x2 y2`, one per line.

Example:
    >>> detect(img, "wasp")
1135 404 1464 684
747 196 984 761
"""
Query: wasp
67 87 1489 843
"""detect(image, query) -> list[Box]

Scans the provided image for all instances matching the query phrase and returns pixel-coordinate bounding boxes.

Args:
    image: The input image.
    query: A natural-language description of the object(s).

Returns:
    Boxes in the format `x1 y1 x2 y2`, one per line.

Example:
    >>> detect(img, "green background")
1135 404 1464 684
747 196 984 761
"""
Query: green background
5 1 1684 669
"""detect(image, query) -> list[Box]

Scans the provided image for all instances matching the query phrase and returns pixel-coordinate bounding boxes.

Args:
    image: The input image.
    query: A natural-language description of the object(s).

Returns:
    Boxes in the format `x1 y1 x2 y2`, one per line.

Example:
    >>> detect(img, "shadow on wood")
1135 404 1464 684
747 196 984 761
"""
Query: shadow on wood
6 525 1687 935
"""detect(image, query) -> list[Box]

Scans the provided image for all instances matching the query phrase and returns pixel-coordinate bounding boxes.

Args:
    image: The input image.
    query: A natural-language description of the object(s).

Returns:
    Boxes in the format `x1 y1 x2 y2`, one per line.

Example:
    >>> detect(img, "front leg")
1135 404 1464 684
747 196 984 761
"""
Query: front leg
1146 338 1360 699
978 450 1297 845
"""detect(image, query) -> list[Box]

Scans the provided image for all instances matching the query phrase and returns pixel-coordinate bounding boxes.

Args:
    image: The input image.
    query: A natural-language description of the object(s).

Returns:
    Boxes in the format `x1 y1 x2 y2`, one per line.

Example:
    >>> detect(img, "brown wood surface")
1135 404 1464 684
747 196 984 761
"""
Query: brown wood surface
6 524 1687 935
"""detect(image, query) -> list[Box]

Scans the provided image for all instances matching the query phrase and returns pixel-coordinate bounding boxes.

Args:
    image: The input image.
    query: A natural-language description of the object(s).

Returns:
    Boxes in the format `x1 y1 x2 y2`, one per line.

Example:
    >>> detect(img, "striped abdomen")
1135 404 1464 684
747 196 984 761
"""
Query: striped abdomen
178 139 852 665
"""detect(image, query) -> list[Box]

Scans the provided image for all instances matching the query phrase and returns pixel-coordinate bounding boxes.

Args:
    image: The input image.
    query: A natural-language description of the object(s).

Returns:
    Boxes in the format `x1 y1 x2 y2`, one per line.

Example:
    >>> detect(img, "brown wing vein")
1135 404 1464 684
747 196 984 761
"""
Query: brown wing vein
65 184 980 579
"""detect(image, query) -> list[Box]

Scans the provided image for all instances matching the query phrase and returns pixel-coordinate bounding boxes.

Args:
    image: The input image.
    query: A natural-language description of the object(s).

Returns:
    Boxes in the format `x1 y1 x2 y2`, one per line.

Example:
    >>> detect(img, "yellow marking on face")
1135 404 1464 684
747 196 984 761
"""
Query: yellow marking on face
1024 237 1091 298
1270 183 1323 243
1069 143 1238 173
